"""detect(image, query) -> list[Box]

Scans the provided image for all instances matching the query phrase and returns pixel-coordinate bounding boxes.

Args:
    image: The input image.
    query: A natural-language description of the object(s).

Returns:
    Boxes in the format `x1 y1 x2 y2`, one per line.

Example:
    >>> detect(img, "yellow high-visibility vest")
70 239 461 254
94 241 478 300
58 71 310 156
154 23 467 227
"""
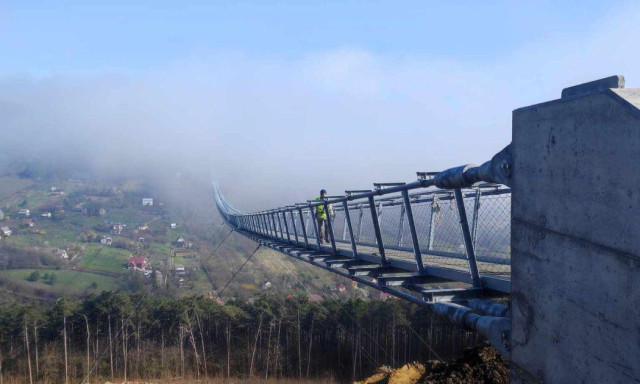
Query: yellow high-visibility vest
315 197 327 219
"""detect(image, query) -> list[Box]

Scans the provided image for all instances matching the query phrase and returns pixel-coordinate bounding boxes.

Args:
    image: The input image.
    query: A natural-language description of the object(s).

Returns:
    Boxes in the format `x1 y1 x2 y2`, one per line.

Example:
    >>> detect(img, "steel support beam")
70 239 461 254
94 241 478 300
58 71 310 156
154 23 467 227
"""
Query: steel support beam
402 189 425 274
454 188 481 287
368 196 387 265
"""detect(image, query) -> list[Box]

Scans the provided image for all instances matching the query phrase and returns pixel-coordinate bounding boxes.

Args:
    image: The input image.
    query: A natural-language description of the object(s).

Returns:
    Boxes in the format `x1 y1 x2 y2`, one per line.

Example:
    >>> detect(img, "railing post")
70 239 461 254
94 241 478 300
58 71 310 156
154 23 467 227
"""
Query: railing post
277 211 287 242
368 196 388 265
454 188 481 287
281 211 291 243
309 203 322 250
343 201 359 259
396 203 406 247
323 201 337 254
356 204 364 242
427 196 438 251
262 214 269 236
402 190 425 274
262 214 268 237
342 214 348 241
289 210 300 245
270 212 279 240
297 207 309 247
471 189 481 249
264 213 271 237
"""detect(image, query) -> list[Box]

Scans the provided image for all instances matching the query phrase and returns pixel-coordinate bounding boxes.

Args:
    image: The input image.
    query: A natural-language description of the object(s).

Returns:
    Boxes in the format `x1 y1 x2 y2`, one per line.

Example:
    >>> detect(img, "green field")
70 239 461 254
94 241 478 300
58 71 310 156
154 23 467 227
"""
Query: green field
0 269 123 295
81 245 131 273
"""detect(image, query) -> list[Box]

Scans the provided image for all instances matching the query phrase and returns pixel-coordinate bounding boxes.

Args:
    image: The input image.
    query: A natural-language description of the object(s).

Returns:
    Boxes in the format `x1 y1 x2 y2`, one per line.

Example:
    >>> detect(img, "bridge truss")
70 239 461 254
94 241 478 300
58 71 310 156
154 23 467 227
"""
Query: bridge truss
214 159 513 354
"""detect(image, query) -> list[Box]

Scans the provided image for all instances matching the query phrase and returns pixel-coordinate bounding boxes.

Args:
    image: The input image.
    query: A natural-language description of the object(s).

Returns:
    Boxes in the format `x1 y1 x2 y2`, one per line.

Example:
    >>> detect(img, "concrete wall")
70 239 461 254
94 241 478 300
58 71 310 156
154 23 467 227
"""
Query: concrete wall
511 78 640 383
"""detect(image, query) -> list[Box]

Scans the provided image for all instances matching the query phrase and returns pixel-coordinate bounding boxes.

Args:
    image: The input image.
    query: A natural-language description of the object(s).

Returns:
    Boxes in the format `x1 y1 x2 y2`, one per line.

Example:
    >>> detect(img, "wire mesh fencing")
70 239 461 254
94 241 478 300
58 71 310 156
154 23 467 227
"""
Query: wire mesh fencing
241 187 511 279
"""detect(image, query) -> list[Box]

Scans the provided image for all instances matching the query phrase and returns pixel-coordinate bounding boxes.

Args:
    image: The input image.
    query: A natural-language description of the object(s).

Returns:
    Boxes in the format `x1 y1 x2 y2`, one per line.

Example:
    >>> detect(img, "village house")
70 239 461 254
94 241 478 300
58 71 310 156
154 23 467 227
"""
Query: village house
18 209 30 217
174 238 193 249
55 249 68 259
21 219 35 228
41 212 52 219
50 191 65 196
170 223 177 230
336 282 347 292
142 198 153 206
100 236 112 246
112 223 124 235
128 256 147 269
174 264 186 274
0 209 4 221
1 226 12 237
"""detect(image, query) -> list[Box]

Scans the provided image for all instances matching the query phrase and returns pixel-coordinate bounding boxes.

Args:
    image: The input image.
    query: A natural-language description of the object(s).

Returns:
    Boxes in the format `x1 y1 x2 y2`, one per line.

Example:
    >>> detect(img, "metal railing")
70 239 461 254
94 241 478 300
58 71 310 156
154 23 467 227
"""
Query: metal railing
214 174 511 292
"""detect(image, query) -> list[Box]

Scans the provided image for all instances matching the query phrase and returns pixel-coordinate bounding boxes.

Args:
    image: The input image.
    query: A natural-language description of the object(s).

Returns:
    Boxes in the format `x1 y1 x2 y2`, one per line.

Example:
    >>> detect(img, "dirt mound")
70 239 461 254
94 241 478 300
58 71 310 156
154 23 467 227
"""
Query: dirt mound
355 343 509 384
388 362 427 384
355 366 394 384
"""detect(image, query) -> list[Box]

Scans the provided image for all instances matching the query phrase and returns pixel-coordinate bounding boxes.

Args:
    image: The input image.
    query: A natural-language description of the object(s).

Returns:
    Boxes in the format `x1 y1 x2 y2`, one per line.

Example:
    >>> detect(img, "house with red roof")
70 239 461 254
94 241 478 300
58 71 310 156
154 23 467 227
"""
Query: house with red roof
128 256 147 269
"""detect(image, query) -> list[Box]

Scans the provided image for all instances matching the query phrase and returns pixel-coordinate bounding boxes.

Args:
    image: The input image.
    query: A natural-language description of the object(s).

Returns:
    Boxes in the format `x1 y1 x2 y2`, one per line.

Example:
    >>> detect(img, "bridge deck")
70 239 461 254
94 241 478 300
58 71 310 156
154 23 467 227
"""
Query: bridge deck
276 233 511 279
217 183 511 295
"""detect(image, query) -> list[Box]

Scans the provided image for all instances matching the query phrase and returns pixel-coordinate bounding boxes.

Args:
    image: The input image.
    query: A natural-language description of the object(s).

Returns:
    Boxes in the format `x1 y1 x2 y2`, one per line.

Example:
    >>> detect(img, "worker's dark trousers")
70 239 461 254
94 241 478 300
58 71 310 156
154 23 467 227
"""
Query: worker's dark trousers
317 218 330 243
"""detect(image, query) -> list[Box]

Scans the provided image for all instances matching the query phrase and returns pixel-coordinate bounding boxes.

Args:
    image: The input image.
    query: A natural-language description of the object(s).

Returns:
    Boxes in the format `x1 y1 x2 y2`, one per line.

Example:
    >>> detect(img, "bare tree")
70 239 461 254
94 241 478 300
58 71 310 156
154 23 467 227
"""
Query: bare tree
226 322 231 378
297 309 302 380
249 311 263 377
84 315 90 383
63 315 69 384
24 321 33 384
306 311 315 379
33 322 40 378
108 315 113 380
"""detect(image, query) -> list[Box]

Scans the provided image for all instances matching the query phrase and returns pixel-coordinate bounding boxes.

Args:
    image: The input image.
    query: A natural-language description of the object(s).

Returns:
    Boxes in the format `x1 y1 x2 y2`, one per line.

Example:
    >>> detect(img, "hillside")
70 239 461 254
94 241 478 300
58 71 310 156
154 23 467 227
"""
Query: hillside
0 171 367 304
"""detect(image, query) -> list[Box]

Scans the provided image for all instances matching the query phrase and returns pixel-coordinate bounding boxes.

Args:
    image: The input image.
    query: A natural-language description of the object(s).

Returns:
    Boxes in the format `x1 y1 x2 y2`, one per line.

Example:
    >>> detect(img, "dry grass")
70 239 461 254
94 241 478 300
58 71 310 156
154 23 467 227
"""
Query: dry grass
0 378 338 384
104 379 338 384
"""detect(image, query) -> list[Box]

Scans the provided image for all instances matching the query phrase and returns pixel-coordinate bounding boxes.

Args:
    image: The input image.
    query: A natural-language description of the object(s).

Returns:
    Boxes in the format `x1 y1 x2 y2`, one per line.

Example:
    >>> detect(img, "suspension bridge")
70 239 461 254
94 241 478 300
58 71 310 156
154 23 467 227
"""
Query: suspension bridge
213 76 640 383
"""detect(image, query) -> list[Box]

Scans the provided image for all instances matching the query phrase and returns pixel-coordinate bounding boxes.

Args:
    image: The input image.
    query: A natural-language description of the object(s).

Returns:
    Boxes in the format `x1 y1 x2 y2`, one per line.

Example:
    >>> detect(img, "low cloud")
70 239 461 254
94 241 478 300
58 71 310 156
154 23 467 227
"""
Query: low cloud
1 2 639 211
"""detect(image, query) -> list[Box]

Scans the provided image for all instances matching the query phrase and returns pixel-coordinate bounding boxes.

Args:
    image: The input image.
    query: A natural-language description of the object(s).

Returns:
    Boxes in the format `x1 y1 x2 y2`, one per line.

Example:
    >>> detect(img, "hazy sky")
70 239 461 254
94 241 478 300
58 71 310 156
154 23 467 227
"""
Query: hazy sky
1 1 638 210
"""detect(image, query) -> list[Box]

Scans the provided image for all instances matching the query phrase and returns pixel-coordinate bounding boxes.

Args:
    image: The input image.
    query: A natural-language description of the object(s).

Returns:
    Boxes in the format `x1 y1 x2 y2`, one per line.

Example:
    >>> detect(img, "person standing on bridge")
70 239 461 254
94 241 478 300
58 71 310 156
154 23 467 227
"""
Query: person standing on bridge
315 189 334 244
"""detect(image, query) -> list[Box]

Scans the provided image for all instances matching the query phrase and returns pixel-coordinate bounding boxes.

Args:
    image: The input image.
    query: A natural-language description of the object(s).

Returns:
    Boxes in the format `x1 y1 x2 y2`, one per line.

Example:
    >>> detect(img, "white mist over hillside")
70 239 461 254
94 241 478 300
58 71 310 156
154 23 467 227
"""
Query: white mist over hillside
1 2 638 211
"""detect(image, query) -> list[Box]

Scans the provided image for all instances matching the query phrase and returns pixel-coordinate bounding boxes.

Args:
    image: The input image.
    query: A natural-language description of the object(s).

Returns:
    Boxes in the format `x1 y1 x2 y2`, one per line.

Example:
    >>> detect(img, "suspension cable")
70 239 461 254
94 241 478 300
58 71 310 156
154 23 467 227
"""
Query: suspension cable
279 260 380 368
295 259 443 362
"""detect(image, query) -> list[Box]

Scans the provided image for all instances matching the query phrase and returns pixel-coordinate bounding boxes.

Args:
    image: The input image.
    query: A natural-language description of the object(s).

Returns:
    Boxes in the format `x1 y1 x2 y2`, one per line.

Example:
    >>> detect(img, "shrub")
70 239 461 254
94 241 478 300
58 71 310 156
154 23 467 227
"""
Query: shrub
27 270 40 282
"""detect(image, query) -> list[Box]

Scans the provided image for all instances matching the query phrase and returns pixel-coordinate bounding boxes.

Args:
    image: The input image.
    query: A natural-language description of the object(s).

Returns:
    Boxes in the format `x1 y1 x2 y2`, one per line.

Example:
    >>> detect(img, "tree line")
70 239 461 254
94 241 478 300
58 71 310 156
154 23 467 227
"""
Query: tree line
0 292 482 383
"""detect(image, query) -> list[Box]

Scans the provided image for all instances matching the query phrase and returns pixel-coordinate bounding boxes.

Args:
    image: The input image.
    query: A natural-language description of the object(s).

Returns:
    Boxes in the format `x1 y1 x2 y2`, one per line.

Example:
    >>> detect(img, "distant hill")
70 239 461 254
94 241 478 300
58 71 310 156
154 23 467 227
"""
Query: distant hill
0 171 364 304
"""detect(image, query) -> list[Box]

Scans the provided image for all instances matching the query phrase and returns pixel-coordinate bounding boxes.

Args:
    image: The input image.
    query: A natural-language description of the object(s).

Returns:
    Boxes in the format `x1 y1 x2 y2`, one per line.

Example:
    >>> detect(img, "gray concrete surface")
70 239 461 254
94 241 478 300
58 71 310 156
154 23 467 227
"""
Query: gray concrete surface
511 78 640 383
561 75 625 98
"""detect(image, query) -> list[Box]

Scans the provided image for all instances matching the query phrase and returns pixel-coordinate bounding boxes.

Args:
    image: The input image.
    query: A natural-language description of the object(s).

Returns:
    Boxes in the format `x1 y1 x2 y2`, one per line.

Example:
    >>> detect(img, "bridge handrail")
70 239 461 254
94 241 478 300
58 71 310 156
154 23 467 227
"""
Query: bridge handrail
215 176 511 290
